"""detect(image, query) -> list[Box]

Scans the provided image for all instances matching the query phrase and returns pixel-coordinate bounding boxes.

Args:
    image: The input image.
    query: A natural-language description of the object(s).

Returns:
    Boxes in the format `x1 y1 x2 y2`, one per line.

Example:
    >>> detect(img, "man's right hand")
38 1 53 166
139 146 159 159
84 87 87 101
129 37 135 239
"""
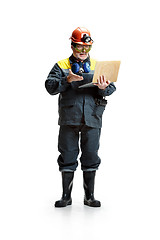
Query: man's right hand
67 69 83 83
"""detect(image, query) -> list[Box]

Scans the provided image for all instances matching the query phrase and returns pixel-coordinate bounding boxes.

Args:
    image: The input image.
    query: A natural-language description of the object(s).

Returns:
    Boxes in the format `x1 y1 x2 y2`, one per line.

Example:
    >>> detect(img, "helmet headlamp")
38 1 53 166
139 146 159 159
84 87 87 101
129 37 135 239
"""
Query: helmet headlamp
82 34 93 44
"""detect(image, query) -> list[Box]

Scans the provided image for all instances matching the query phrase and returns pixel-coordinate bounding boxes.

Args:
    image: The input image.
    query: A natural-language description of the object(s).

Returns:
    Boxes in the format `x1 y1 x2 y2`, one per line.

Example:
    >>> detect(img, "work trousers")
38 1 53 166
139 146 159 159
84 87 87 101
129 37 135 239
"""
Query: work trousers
57 125 101 172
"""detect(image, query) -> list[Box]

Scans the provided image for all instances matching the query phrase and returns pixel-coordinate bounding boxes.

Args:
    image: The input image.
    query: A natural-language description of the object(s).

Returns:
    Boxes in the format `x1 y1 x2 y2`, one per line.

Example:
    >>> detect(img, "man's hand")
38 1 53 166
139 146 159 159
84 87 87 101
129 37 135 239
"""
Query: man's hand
67 69 83 83
94 75 110 89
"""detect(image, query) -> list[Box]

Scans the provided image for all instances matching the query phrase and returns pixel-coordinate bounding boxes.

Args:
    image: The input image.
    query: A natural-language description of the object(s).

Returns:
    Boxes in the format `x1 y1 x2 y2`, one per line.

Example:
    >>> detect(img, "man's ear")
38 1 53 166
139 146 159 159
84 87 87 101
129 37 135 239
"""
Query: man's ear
71 45 74 51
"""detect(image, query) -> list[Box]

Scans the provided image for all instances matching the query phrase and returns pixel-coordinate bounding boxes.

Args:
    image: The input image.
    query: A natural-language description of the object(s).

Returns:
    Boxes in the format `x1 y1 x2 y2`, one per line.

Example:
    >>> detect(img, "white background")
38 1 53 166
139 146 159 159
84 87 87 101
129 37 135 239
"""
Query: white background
1 0 160 239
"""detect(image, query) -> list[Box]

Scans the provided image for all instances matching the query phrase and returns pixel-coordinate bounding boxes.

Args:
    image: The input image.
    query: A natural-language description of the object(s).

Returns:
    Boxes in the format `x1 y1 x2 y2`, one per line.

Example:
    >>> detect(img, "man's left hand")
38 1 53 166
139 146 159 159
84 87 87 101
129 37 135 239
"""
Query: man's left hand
94 75 110 89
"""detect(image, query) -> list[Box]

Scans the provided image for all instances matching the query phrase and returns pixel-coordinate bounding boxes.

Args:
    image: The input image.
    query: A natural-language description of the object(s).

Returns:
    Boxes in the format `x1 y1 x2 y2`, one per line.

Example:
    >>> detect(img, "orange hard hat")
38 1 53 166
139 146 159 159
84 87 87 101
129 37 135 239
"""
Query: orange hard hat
70 27 93 45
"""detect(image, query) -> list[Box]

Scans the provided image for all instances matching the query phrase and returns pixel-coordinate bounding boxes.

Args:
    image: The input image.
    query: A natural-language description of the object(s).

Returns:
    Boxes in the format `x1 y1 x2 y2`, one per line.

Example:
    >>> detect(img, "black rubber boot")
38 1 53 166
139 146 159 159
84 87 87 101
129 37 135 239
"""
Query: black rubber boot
83 171 101 207
55 171 74 208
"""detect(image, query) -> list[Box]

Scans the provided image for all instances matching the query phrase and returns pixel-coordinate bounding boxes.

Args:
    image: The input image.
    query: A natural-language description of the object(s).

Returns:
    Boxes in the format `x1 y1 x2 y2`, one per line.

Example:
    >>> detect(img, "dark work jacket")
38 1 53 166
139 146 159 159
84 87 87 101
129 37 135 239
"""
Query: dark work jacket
45 55 116 128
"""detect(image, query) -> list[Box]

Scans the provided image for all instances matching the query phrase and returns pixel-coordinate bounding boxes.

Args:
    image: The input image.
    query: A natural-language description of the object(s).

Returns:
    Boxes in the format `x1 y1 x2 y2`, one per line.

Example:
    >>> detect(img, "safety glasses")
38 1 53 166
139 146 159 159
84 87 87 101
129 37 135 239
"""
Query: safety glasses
74 44 92 53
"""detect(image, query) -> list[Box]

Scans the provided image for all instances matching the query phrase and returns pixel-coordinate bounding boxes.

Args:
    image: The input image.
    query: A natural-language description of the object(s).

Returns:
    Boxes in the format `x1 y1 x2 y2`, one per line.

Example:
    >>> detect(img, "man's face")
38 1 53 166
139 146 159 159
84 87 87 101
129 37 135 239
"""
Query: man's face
71 43 92 61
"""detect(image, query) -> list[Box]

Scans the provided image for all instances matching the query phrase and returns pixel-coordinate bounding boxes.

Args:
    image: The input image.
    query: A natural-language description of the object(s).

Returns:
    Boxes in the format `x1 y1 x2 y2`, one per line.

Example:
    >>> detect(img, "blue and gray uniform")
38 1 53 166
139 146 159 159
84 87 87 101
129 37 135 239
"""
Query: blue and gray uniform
45 55 116 171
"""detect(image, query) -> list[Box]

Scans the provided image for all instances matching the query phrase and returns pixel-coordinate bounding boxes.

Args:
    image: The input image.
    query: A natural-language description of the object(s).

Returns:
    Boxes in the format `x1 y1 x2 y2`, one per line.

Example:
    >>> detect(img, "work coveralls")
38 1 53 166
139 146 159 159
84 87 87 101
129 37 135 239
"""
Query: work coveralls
45 55 116 171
